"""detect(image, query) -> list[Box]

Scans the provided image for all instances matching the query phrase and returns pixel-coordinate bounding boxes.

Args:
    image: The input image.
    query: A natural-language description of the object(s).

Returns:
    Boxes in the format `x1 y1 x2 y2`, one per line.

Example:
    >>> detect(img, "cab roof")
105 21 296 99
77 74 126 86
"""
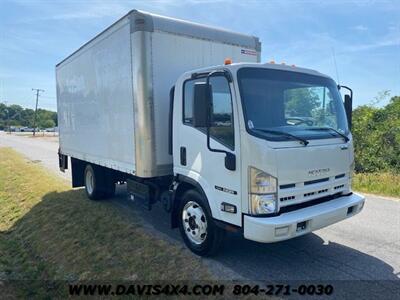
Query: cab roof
182 62 332 81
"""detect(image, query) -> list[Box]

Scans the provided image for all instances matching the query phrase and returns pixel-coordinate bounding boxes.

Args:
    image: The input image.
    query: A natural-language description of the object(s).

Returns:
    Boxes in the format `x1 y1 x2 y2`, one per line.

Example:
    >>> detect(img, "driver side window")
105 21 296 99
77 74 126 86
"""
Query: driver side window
183 76 235 150
209 76 234 150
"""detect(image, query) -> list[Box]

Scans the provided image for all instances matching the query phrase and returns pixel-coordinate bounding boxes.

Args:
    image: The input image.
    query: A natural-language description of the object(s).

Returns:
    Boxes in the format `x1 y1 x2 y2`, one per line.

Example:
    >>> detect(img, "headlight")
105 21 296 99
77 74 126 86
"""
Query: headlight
249 167 278 215
348 160 355 192
250 167 277 194
250 194 277 214
350 160 355 179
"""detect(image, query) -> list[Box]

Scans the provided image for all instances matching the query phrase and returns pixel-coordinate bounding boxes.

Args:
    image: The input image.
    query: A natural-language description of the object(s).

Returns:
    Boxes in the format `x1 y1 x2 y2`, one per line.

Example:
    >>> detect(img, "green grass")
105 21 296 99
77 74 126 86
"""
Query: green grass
353 172 400 198
0 148 212 298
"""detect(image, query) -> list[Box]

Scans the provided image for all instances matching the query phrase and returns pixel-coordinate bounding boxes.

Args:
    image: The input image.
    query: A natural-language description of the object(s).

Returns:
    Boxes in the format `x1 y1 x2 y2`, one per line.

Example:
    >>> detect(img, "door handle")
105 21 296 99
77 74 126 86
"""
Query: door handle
180 147 186 166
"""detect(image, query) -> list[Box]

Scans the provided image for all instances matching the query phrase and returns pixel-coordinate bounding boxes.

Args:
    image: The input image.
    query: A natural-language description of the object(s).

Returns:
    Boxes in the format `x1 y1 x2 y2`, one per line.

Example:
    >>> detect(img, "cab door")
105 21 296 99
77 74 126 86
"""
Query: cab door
173 73 242 226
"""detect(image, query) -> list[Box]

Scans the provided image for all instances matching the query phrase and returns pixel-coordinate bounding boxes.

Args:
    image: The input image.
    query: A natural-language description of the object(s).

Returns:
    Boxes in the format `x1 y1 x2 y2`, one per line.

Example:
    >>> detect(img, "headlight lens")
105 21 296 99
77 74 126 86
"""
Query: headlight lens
249 167 278 215
350 160 355 179
348 160 355 192
250 167 277 194
250 194 277 214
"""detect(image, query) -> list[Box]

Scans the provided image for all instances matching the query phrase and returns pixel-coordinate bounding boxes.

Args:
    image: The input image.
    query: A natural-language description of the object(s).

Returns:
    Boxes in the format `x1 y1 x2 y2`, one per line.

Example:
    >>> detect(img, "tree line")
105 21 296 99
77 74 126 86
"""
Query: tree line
278 88 399 175
0 103 57 130
1 94 398 174
352 94 400 174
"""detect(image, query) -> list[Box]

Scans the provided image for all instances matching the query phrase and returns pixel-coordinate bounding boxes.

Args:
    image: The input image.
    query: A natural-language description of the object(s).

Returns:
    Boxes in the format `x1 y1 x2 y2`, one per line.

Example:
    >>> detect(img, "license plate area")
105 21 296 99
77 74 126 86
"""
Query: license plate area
296 220 308 232
347 205 356 215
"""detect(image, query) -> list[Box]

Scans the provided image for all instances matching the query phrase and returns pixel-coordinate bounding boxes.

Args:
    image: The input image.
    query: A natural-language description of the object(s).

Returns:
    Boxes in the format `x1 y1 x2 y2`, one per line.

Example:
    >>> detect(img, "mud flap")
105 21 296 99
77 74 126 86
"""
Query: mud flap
58 149 68 172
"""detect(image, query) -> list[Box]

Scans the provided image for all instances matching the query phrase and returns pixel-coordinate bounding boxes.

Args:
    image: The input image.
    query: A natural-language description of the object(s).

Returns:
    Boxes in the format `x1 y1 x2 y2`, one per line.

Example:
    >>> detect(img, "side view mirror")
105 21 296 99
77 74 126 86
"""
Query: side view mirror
192 82 211 128
338 85 353 130
344 94 352 129
193 72 236 171
225 152 236 171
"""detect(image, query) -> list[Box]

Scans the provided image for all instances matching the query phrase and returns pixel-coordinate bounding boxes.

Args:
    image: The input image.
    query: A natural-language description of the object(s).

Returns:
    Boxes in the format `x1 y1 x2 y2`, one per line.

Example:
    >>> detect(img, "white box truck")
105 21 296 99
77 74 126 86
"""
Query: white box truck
57 10 365 256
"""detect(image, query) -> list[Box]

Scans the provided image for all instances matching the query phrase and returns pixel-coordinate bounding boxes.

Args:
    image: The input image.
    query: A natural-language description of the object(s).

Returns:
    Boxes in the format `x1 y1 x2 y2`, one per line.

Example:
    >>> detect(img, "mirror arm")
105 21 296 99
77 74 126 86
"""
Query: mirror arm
339 85 353 130
204 71 236 171
206 124 236 171
205 71 229 155
206 126 226 154
338 85 353 100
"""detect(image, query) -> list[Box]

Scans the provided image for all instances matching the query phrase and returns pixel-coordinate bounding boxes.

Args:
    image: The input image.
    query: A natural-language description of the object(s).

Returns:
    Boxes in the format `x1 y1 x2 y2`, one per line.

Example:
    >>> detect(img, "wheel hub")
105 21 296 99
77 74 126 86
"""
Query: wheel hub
188 217 197 230
182 201 208 245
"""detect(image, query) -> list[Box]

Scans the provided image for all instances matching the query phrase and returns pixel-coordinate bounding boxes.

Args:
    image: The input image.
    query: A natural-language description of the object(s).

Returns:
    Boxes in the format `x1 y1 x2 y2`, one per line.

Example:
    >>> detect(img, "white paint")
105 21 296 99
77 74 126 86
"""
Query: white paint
55 10 365 239
56 13 260 177
243 192 365 243
57 19 136 174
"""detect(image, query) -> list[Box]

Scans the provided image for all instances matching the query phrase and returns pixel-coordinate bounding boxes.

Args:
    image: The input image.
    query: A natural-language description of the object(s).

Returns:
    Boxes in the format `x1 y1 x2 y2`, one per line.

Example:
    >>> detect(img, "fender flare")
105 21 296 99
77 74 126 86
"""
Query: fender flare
170 174 210 228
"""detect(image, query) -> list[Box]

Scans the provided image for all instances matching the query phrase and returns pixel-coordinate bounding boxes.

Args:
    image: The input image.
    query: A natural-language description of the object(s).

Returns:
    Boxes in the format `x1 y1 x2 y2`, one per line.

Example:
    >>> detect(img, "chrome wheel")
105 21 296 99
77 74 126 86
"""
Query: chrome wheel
182 201 208 245
85 168 94 195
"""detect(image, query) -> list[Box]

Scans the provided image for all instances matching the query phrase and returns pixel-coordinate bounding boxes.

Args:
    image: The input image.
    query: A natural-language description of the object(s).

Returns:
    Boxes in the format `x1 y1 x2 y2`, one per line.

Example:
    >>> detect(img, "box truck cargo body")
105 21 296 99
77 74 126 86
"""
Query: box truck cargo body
57 10 365 256
56 10 260 178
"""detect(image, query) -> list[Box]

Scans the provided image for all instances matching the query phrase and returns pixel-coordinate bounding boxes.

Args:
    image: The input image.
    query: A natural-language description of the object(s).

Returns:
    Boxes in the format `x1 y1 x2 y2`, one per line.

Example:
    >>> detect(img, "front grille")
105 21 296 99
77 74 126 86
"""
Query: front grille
279 193 345 214
304 177 329 185
280 195 295 201
303 188 329 197
280 183 295 189
278 173 348 207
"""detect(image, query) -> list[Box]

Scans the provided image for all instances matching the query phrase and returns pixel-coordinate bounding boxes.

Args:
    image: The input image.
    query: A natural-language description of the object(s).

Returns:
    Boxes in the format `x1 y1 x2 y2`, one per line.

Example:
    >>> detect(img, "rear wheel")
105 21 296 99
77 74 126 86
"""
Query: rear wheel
178 190 224 256
84 164 115 200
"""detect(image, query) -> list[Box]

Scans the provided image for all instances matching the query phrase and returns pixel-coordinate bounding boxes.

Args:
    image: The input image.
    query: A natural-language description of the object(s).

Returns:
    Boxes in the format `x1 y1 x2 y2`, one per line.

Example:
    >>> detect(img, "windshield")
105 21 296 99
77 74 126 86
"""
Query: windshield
237 68 349 142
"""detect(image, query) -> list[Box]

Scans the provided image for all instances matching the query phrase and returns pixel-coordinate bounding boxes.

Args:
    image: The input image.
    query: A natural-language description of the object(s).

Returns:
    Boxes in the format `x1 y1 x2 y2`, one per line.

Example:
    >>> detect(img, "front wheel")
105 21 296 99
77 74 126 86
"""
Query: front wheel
178 190 224 256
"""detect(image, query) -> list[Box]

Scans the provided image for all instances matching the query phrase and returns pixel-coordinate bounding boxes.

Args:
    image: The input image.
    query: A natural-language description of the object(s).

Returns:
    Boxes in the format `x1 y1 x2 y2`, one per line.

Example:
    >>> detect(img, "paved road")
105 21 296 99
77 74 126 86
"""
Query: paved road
1 132 399 297
0 132 70 181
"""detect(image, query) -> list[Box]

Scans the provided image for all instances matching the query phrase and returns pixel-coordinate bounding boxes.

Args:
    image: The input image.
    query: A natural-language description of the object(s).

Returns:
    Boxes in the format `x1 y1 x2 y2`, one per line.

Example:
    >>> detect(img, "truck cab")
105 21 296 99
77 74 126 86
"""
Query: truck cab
171 62 365 255
56 10 364 256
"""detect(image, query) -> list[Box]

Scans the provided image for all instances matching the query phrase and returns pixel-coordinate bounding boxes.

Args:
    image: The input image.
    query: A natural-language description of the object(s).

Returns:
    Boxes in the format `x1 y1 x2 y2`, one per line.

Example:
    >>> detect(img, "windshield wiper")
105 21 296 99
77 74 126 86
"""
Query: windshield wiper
253 128 309 146
308 127 349 142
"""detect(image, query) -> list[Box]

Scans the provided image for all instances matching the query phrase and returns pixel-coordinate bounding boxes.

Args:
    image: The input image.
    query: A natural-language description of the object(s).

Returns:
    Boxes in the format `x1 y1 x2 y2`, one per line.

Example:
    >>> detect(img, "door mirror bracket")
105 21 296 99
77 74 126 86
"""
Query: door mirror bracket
339 85 353 130
224 152 236 171
192 71 236 171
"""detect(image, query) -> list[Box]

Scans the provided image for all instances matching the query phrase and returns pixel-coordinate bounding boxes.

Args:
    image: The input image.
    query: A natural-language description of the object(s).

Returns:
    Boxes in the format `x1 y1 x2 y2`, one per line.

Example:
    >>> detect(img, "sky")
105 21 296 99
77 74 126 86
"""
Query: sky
0 0 399 111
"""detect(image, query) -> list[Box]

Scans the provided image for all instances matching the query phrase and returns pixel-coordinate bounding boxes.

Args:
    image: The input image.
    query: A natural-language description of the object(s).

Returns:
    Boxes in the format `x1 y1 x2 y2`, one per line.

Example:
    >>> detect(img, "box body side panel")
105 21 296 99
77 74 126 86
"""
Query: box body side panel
148 31 259 176
56 11 262 178
56 20 136 174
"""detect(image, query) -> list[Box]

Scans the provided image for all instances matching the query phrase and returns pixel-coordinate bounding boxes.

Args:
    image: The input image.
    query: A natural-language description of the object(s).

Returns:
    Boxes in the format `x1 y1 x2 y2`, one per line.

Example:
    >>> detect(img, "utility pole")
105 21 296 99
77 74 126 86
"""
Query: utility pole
5 108 10 133
2 101 10 133
32 88 44 136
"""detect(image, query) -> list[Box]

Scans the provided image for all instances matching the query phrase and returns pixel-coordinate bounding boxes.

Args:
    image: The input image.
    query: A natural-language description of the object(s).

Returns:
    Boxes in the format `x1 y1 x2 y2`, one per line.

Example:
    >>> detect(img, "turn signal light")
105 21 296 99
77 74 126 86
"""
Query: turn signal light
220 202 237 213
224 58 232 65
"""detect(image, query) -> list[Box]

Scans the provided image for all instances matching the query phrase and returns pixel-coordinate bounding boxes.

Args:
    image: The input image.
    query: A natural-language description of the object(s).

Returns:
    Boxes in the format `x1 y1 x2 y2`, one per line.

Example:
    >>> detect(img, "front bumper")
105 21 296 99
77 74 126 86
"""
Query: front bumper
243 192 365 243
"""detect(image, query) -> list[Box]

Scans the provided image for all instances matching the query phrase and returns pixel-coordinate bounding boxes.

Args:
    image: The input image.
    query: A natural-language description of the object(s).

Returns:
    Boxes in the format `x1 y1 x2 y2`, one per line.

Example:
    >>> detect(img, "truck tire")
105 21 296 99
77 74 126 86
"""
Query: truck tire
84 164 115 200
178 190 224 256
